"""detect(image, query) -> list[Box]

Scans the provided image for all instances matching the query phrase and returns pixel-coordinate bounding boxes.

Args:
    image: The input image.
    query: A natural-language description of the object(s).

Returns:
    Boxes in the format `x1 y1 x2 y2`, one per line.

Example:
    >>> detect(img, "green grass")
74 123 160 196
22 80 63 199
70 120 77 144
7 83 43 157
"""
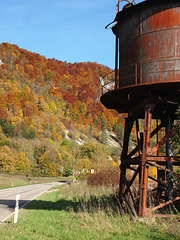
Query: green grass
0 182 179 240
0 173 72 189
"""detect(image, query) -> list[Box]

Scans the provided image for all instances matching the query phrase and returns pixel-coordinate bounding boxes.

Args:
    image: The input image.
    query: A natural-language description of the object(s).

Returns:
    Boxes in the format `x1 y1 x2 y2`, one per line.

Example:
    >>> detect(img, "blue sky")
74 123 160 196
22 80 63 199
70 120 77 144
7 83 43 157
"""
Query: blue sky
0 0 142 69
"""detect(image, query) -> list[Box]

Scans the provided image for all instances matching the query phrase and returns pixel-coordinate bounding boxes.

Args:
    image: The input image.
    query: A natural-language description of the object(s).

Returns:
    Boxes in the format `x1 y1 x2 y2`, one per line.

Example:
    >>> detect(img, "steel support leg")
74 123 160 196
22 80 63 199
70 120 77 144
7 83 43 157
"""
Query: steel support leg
166 111 173 206
139 106 152 217
119 117 134 196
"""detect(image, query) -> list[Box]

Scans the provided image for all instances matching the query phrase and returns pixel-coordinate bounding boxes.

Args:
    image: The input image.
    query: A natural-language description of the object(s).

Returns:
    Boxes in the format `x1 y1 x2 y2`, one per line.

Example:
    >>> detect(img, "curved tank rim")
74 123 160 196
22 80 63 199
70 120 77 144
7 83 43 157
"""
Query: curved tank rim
113 0 180 28
101 81 180 96
100 82 180 117
100 82 180 98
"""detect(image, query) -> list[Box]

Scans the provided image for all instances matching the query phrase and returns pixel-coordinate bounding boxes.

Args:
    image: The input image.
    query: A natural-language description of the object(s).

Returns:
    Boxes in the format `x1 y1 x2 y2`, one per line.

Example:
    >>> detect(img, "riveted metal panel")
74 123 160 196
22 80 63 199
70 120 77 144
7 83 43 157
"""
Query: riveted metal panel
114 0 180 89
100 0 180 118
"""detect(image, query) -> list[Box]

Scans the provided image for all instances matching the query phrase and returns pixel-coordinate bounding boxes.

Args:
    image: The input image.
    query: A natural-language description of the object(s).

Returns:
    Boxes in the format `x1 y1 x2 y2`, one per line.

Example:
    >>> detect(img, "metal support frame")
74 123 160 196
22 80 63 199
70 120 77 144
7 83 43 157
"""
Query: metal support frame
119 117 134 196
139 106 152 217
119 104 180 218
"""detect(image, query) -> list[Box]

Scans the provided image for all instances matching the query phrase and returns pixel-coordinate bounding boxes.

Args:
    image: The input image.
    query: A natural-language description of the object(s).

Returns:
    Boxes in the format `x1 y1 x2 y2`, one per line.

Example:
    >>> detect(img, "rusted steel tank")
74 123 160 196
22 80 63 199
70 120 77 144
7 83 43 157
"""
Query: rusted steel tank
100 0 180 117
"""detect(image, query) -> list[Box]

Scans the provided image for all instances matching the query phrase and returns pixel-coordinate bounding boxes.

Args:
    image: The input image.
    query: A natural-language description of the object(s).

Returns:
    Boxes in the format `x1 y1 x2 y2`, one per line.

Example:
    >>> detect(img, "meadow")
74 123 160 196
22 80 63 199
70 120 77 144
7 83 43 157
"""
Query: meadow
0 182 179 240
0 173 71 189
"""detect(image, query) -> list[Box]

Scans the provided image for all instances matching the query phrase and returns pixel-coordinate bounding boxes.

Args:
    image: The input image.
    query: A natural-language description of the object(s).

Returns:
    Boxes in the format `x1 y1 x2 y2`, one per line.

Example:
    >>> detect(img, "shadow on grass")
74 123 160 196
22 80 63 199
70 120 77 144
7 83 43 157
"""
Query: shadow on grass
0 199 31 209
24 199 79 212
24 193 119 214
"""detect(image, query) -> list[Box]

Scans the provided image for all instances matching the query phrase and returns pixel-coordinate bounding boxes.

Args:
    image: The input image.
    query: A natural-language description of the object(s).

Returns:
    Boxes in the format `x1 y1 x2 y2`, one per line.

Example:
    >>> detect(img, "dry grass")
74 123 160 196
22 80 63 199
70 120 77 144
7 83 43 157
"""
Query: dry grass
0 182 179 240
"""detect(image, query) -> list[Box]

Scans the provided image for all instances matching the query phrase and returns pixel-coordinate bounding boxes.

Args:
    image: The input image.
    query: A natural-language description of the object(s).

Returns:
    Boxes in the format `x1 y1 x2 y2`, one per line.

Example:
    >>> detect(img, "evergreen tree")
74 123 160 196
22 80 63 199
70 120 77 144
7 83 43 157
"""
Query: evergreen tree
22 124 28 138
22 124 36 139
89 124 93 136
28 128 36 139
101 117 107 130
8 120 14 138
93 118 98 127
1 119 14 137
100 128 108 144
113 123 124 141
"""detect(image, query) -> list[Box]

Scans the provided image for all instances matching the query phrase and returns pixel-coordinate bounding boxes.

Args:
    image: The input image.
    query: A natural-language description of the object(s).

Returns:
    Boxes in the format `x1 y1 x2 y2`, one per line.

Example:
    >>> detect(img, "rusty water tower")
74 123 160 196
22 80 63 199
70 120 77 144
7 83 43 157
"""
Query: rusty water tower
100 0 180 217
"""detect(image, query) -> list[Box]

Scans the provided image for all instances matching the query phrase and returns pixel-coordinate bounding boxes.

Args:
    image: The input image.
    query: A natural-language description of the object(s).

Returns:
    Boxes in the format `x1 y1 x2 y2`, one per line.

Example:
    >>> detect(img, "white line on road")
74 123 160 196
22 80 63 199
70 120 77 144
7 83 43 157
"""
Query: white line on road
0 182 63 223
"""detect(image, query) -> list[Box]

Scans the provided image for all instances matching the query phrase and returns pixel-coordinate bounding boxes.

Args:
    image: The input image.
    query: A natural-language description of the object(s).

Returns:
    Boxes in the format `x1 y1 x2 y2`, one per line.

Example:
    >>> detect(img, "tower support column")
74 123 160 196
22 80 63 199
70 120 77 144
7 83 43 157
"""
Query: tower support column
166 111 173 204
119 117 134 196
139 106 152 217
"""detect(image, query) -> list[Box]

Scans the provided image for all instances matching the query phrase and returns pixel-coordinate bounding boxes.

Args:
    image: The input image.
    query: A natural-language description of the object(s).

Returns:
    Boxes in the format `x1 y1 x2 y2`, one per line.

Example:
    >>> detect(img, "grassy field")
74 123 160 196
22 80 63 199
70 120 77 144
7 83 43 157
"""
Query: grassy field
0 173 72 189
0 182 179 240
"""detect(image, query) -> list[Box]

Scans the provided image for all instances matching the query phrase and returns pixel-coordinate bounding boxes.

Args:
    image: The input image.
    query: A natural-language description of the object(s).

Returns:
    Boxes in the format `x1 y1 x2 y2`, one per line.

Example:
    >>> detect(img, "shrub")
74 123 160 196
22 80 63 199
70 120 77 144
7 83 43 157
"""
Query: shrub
0 139 11 147
87 167 119 187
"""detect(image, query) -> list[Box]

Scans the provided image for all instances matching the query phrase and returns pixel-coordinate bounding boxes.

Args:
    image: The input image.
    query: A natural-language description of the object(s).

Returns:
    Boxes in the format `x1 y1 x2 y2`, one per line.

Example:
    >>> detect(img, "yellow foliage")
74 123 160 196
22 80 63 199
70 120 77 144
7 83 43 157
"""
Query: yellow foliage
149 166 157 179
77 101 87 116
38 96 49 111
49 115 55 123
12 106 24 118
25 85 31 93
0 145 12 155
0 155 15 173
2 49 6 56
49 101 57 113
0 146 15 173
36 129 44 138
111 161 118 168
14 152 30 174
43 162 56 177
12 52 16 57
74 158 93 174
15 64 19 71
39 149 63 177
52 132 62 141
15 89 34 102
59 122 66 130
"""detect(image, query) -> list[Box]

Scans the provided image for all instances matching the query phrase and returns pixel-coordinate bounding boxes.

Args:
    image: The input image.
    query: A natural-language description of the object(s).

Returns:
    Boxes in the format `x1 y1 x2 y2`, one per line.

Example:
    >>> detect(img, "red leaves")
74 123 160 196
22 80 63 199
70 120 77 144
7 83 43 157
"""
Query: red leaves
63 91 76 103
0 43 122 131
0 107 8 119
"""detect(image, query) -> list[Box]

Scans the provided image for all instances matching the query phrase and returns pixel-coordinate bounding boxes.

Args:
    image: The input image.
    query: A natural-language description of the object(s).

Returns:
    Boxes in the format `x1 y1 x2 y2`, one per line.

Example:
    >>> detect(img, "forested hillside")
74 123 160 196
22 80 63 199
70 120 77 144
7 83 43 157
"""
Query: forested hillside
0 42 124 177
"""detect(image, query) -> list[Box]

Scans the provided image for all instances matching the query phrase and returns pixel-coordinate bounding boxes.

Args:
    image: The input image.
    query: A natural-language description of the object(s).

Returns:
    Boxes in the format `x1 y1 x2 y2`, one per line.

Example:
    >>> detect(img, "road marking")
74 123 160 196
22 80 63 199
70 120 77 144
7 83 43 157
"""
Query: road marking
0 182 63 224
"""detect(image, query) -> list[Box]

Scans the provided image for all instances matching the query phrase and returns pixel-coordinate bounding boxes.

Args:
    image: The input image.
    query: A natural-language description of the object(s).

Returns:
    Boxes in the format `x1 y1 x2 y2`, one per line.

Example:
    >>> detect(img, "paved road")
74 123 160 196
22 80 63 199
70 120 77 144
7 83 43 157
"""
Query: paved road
0 182 63 223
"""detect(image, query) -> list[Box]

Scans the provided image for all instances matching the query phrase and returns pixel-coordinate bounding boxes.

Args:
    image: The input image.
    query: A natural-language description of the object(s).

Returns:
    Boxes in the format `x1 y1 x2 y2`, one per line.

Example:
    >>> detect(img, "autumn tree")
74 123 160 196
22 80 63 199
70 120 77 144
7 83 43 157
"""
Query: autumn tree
39 148 63 177
0 146 15 173
79 142 110 172
14 152 30 174
0 43 124 177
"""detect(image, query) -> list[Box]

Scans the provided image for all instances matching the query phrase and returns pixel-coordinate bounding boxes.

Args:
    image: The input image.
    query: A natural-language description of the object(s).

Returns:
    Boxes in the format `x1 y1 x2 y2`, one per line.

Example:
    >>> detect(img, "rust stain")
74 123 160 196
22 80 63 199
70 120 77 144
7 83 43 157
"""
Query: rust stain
176 30 180 56
150 9 180 30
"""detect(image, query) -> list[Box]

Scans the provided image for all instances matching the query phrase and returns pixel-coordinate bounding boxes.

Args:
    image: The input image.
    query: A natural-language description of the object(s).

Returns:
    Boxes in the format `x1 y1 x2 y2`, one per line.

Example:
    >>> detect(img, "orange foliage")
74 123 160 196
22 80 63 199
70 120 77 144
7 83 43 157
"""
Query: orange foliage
0 42 123 134
0 107 8 119
0 42 126 177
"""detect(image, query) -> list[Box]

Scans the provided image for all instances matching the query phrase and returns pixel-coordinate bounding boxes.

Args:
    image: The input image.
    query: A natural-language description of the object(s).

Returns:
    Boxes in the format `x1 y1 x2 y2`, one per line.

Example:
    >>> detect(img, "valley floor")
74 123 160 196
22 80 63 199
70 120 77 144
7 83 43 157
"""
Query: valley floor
0 182 179 240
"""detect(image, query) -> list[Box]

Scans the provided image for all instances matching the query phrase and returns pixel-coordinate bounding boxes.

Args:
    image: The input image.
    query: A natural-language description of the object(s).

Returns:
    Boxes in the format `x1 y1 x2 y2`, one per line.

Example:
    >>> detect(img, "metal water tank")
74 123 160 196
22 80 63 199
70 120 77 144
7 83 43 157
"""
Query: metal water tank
101 0 180 117
114 0 180 88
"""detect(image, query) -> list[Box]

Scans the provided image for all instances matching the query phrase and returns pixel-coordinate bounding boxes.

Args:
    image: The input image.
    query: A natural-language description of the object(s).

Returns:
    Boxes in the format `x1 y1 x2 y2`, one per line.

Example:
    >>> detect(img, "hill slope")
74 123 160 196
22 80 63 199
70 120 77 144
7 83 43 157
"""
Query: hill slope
0 42 124 177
